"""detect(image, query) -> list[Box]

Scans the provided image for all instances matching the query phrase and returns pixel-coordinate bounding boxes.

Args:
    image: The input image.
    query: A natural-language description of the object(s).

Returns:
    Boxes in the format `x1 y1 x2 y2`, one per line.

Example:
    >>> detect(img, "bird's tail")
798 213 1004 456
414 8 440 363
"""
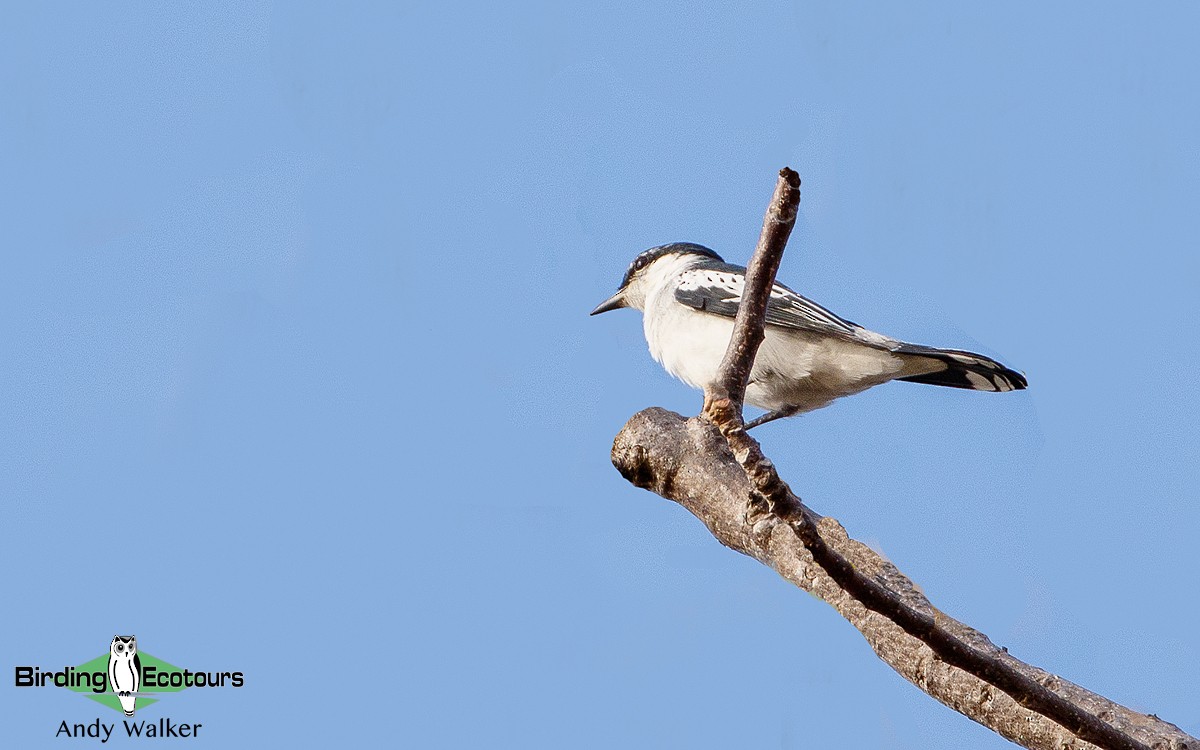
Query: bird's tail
894 344 1027 393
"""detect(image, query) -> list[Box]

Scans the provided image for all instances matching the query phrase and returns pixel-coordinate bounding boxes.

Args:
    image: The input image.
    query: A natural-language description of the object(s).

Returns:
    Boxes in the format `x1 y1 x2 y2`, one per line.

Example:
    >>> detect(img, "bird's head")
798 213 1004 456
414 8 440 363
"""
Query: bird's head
590 243 723 315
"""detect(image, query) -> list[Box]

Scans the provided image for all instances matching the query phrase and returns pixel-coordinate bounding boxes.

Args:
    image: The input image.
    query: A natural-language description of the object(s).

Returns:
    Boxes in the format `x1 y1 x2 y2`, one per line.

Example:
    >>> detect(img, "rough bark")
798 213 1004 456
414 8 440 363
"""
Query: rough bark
612 410 1194 750
608 169 1196 750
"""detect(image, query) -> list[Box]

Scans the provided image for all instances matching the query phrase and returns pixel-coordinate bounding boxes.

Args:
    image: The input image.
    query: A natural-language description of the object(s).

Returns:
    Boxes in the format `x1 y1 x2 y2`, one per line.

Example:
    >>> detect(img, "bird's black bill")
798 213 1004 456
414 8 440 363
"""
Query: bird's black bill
590 292 627 315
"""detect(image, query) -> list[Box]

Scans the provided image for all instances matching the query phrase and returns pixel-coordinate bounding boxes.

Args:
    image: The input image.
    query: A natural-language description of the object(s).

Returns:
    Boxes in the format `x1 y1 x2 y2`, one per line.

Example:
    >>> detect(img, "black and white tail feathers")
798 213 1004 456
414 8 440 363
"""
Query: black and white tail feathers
894 344 1027 393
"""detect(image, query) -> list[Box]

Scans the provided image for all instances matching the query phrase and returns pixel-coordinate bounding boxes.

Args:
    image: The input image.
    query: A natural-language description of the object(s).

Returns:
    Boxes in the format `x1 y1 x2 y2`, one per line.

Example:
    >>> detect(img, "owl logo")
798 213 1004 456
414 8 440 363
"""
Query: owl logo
108 635 141 717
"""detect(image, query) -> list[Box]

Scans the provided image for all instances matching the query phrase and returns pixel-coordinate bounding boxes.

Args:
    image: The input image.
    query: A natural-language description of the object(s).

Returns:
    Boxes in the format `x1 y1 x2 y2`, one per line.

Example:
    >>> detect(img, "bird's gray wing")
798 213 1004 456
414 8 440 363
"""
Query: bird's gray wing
674 266 870 339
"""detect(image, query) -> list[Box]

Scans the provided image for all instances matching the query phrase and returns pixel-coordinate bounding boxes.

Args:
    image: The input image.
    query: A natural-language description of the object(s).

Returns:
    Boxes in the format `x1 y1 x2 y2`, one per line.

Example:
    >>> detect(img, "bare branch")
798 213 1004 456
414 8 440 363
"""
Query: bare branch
609 170 1195 750
612 409 1195 750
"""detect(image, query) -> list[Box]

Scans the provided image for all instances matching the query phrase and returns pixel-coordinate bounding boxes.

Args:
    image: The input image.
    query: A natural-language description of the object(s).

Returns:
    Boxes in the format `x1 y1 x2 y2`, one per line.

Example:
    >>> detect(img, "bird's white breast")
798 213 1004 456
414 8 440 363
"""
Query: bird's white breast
644 296 735 392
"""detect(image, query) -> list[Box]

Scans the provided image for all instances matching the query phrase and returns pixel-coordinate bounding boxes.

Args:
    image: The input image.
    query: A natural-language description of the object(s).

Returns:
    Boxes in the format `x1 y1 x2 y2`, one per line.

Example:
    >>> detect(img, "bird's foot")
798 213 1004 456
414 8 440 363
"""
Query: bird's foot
744 408 799 430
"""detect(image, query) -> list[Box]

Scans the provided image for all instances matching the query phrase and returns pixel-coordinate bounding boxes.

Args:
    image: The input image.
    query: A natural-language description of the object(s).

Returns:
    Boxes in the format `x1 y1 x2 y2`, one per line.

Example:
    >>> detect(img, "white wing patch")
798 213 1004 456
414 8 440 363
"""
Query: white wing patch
676 268 867 337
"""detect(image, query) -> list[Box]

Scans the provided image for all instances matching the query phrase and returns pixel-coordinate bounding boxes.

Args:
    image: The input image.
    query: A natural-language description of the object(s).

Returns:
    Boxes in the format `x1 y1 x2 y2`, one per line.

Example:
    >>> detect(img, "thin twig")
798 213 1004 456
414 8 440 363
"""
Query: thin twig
702 167 801 426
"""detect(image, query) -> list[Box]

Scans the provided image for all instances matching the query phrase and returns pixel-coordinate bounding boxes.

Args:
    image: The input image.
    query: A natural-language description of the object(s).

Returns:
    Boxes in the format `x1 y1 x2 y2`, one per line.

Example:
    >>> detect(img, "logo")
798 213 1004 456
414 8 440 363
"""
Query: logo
13 634 244 741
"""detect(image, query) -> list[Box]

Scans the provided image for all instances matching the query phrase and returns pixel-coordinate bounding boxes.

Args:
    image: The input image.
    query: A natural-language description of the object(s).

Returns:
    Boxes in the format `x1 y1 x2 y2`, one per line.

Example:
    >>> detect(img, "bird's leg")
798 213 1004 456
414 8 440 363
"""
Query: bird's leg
744 407 800 430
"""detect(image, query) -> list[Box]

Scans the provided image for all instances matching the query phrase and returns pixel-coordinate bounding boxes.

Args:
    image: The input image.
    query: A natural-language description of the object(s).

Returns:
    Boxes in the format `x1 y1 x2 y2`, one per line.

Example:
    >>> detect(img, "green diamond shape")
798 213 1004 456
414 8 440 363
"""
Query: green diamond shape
65 652 189 713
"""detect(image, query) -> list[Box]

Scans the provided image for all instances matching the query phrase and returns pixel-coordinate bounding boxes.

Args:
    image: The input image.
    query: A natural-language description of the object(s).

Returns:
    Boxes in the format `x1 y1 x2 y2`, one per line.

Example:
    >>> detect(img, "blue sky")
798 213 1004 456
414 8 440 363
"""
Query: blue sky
2 2 1197 747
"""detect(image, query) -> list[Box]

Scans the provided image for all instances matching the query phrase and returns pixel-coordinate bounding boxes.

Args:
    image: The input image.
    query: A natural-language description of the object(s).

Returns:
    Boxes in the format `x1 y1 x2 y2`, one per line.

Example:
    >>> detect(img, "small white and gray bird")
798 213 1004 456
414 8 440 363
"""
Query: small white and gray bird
592 243 1026 428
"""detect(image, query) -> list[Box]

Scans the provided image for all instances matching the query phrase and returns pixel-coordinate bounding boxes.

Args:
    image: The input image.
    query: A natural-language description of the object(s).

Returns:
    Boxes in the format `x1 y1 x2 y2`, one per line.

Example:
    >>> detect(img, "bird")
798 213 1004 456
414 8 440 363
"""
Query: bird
108 635 141 717
591 242 1026 428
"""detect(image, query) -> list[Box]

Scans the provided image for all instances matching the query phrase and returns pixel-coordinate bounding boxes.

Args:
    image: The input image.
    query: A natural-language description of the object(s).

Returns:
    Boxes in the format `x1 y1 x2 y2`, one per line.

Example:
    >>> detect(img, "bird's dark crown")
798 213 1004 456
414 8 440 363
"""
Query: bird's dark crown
619 243 723 288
